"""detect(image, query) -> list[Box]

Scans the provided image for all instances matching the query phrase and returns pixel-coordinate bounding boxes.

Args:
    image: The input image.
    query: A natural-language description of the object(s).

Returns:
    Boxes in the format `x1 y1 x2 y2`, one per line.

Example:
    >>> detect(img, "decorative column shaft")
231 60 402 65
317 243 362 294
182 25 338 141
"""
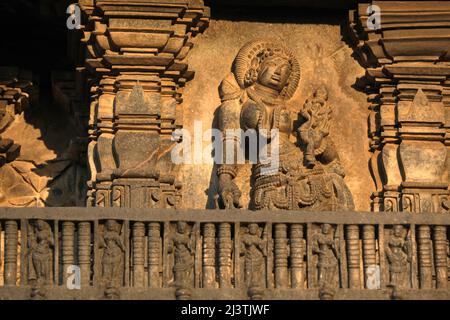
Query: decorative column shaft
417 225 433 289
274 224 288 288
290 224 304 289
362 225 377 288
433 225 448 289
62 221 75 284
346 225 361 288
78 221 91 287
132 222 145 287
202 223 216 288
218 223 232 288
148 222 161 288
4 220 18 285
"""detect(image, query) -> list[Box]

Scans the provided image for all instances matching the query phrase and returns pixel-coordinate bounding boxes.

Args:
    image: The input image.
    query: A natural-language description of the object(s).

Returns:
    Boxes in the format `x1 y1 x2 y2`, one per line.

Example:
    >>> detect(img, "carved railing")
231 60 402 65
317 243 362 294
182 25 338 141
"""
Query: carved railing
0 208 448 300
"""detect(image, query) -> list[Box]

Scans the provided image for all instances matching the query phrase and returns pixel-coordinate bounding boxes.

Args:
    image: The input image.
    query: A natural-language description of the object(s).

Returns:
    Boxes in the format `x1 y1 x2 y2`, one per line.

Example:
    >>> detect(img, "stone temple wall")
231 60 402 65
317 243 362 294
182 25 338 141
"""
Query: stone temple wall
182 14 372 211
0 0 449 300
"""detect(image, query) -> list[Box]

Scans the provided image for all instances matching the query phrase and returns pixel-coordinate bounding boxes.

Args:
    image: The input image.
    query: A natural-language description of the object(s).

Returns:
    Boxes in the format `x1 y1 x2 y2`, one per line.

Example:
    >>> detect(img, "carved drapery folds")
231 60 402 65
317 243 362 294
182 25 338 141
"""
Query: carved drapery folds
79 0 209 208
349 1 450 213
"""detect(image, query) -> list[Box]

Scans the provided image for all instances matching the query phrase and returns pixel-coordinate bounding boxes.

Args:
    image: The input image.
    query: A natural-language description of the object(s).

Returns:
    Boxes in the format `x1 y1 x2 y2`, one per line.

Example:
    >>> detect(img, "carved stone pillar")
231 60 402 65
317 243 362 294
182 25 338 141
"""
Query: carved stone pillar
350 1 450 213
417 225 433 289
4 220 18 285
147 222 161 288
78 221 91 286
202 223 216 288
79 0 209 208
274 224 289 288
132 222 145 287
362 225 377 288
290 224 305 289
218 223 232 288
346 224 361 288
433 225 448 289
62 221 76 284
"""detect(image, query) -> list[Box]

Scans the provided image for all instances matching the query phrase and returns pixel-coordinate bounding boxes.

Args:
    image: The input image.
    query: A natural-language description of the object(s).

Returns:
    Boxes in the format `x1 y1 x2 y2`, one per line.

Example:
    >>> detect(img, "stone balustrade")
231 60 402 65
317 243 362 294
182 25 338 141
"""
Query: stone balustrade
0 208 448 300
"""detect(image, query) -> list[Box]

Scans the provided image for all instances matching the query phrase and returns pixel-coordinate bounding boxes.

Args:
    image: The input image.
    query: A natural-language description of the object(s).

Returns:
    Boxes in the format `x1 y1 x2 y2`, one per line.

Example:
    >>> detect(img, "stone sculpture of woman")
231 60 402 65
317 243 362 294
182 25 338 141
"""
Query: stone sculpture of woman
168 221 195 289
100 219 125 288
216 39 354 211
28 219 54 285
385 225 410 289
312 223 340 290
240 223 267 289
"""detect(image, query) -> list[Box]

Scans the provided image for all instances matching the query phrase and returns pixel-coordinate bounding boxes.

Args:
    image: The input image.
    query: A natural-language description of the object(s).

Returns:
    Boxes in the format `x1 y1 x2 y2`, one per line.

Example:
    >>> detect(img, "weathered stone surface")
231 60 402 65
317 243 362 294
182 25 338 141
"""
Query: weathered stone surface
0 207 448 299
0 0 449 301
350 0 450 213
82 0 210 209
182 18 371 210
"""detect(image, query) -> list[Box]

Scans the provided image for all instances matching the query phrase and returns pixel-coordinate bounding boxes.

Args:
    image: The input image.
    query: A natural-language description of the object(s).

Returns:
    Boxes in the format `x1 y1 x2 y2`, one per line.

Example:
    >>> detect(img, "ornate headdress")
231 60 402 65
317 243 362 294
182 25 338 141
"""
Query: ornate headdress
232 39 301 100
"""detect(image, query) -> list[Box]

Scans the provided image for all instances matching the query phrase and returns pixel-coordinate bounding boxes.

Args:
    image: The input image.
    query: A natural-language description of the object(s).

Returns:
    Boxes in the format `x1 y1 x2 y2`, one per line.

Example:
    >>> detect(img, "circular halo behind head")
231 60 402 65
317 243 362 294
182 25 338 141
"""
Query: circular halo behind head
233 39 301 100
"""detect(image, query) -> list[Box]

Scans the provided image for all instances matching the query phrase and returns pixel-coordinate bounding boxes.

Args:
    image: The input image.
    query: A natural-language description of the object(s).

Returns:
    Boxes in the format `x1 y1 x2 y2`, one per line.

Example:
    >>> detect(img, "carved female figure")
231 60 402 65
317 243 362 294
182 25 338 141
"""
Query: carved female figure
385 225 410 289
216 39 354 211
241 223 267 288
168 221 195 288
28 219 54 285
312 224 340 289
298 86 331 168
100 220 125 287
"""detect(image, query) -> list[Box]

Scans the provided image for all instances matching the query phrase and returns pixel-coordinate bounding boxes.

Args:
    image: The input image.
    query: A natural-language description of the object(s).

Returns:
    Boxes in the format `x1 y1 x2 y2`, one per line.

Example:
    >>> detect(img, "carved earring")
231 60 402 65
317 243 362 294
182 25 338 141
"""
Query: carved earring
244 68 258 86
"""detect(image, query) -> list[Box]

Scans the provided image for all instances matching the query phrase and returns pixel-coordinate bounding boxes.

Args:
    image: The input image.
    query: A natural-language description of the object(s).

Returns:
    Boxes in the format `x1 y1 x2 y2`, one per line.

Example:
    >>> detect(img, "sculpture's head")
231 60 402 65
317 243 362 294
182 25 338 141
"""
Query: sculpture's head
393 225 404 237
177 221 187 233
106 220 118 232
233 39 300 100
36 219 46 231
321 223 332 234
248 223 259 235
256 55 292 93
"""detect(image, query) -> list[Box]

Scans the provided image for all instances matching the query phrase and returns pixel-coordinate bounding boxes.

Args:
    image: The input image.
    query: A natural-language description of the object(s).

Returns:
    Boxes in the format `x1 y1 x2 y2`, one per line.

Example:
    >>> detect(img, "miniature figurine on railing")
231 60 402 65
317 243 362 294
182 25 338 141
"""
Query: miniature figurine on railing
241 223 268 299
168 221 196 299
312 223 340 299
28 219 54 299
99 220 125 299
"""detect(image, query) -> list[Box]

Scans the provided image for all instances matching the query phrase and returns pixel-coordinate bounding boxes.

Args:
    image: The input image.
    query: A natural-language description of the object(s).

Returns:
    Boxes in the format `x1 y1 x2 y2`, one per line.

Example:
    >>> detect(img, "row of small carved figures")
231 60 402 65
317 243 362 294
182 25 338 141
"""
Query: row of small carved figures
0 220 448 293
